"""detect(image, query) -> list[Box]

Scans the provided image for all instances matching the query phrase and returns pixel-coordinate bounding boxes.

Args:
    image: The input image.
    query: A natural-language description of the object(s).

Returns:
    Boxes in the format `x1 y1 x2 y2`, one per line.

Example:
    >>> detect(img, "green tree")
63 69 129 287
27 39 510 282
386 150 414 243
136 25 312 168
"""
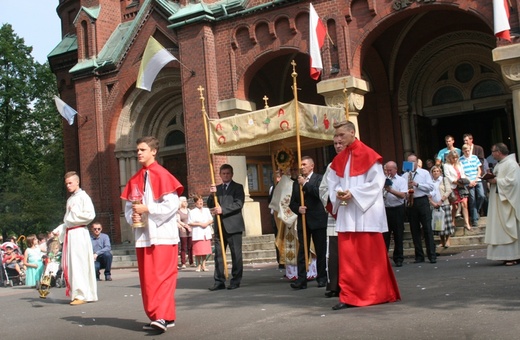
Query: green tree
0 24 65 240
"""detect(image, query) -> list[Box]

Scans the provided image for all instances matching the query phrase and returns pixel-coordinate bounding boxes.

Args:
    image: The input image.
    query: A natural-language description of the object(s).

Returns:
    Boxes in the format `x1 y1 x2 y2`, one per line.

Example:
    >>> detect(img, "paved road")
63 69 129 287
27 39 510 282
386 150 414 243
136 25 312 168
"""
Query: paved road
2 248 520 339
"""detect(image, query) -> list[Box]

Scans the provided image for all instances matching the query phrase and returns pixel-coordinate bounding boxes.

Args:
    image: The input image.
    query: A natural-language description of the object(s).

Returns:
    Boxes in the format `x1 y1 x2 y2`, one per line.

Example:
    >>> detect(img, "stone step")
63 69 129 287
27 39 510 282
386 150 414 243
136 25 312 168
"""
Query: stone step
112 218 489 268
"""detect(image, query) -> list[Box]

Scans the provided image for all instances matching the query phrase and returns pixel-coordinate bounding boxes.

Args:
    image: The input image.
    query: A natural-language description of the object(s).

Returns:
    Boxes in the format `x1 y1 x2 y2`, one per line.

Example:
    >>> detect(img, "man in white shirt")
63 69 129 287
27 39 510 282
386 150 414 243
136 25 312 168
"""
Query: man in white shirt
383 161 408 267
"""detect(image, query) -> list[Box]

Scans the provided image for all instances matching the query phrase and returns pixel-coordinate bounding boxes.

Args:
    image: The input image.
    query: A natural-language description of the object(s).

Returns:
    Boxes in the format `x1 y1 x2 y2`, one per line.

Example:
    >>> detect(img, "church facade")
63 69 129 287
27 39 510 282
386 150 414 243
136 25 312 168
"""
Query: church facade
48 0 520 243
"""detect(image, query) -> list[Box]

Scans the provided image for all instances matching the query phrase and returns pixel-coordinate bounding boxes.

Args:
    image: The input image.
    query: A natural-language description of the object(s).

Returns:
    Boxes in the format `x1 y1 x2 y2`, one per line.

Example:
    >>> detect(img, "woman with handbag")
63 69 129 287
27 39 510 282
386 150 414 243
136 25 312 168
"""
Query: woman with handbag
443 150 472 231
429 166 455 247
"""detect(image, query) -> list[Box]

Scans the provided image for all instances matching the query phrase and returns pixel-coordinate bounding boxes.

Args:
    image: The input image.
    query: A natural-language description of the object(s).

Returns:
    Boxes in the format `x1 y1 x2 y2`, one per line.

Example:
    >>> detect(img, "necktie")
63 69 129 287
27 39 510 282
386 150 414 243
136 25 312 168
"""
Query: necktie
143 171 148 192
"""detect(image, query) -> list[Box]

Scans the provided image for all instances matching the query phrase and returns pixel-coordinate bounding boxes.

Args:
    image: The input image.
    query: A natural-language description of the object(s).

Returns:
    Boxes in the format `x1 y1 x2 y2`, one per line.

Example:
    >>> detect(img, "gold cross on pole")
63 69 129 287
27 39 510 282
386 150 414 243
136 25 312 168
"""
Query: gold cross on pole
197 85 205 98
263 95 269 108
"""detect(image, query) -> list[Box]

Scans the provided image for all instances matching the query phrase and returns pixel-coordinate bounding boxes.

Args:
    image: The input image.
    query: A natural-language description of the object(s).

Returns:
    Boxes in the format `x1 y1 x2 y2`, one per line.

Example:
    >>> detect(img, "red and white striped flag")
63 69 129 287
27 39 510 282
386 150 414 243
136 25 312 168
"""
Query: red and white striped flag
309 3 327 80
493 0 511 41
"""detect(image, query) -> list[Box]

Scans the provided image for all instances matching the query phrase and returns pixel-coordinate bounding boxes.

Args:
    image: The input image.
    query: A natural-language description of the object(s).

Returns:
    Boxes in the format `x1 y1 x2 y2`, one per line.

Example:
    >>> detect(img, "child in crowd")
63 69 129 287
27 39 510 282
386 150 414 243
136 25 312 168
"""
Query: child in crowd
23 234 44 287
2 244 24 276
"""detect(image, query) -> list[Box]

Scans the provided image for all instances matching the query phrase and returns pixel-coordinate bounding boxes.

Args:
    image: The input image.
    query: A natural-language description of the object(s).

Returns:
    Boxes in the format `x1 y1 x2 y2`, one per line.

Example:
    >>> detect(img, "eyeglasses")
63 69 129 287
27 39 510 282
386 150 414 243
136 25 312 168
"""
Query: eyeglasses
491 149 499 153
93 228 101 231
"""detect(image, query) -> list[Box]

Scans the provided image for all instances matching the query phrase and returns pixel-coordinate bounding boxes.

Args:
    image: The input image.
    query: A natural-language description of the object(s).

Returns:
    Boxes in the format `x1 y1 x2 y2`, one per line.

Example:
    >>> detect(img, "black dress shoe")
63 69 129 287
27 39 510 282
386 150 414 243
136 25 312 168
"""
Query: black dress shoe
208 284 226 291
395 261 403 267
290 281 307 290
332 303 352 310
324 291 339 298
413 259 425 263
429 259 437 264
227 284 240 290
317 280 327 288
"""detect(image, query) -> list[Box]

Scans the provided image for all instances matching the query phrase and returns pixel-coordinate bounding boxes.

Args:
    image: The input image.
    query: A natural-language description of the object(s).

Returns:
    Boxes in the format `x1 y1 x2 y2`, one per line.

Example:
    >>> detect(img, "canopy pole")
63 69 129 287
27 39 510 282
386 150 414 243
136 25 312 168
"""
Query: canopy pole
198 85 229 280
291 60 309 272
343 78 350 121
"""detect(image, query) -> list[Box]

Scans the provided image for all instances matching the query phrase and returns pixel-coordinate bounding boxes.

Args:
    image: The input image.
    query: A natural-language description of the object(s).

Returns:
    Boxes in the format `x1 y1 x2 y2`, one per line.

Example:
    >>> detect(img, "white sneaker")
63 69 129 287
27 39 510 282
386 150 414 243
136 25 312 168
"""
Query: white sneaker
143 320 175 331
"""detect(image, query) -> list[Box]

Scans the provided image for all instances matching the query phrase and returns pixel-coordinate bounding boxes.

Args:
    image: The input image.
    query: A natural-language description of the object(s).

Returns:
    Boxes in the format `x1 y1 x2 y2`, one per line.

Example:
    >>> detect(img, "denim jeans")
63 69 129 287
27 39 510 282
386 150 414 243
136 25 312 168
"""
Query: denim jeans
468 181 485 223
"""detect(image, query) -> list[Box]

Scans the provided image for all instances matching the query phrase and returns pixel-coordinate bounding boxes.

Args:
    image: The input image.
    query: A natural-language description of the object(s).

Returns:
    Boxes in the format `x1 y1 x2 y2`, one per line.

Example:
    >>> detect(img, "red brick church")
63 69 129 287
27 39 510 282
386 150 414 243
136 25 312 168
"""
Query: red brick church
49 0 520 243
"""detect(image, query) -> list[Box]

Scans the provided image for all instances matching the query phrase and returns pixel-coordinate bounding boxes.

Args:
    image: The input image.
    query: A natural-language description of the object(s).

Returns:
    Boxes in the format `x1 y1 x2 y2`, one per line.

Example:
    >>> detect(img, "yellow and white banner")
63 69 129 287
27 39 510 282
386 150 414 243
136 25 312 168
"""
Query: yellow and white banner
208 100 345 155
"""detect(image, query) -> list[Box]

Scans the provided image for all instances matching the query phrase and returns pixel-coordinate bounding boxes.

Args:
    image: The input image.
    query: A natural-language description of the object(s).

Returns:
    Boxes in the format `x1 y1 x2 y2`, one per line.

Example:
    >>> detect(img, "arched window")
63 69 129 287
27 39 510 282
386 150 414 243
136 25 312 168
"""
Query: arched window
81 20 89 59
165 130 185 147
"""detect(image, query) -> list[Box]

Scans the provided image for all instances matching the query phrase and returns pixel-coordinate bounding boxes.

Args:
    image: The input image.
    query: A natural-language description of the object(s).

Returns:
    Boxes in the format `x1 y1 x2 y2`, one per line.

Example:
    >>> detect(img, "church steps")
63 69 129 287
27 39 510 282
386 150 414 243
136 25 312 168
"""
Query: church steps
111 218 489 269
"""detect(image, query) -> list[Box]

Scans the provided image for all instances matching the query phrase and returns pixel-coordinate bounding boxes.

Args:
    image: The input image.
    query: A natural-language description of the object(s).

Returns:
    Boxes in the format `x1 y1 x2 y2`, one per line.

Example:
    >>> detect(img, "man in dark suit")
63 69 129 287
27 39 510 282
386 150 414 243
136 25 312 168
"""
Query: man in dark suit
289 156 328 289
207 164 245 291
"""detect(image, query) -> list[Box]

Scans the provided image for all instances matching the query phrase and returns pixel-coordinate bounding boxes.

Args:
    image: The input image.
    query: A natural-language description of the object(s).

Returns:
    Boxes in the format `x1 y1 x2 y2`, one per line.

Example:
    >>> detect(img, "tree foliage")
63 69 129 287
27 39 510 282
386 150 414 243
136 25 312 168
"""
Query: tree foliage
0 24 65 239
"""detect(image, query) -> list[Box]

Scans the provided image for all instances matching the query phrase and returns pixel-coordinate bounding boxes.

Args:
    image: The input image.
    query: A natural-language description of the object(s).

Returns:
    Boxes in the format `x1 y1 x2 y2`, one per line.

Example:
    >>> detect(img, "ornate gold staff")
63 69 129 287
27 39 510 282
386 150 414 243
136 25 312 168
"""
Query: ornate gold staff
291 60 309 272
199 85 229 280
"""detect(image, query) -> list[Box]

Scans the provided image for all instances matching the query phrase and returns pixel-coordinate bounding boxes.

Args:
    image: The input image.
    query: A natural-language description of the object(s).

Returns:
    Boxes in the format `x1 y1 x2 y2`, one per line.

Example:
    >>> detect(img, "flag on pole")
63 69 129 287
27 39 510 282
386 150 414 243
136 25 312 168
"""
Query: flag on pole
136 36 177 91
309 3 327 80
493 0 511 41
54 95 77 125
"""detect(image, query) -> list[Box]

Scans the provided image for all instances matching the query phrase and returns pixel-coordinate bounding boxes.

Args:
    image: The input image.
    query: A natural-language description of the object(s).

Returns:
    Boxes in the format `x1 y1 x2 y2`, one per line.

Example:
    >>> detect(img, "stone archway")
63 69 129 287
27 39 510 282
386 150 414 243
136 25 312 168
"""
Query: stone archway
114 69 185 242
397 31 511 158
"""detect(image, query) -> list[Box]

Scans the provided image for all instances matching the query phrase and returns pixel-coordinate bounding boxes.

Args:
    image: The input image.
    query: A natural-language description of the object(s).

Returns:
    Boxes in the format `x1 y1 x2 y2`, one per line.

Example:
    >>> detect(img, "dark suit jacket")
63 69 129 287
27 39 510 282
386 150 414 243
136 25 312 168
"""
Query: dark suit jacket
472 144 485 164
289 173 328 230
207 181 246 234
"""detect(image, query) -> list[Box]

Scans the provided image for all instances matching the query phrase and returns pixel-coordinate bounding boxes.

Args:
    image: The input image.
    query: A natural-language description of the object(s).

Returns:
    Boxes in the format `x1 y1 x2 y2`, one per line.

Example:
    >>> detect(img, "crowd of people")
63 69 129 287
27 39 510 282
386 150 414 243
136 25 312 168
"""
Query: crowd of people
2 131 519 335
269 128 520 312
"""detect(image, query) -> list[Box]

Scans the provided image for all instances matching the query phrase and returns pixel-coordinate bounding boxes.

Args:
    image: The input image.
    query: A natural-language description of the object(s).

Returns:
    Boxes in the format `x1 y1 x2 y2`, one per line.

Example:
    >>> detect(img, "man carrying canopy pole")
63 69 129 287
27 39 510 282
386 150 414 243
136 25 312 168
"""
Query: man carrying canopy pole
288 61 328 290
199 86 244 291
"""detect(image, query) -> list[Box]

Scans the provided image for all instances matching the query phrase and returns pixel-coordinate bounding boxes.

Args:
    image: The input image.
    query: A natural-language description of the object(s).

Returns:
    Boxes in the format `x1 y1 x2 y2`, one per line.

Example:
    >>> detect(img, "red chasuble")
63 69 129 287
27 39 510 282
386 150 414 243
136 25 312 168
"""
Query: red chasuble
120 161 184 201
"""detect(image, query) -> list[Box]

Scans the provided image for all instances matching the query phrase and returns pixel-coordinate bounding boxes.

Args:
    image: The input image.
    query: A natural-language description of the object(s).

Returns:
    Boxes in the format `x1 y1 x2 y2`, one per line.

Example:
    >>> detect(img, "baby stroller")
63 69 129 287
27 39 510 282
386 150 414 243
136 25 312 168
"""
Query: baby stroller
1 242 26 287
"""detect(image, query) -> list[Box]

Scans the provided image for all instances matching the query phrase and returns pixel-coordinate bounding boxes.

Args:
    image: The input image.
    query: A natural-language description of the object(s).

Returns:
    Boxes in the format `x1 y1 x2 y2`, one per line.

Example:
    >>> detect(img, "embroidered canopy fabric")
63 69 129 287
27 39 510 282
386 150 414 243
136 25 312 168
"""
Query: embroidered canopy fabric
208 100 345 156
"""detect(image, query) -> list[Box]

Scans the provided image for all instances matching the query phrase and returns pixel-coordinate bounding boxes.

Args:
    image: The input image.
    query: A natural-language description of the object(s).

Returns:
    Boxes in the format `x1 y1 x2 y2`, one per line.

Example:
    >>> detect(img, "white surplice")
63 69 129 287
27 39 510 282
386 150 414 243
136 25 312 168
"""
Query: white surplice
327 160 388 233
53 189 97 302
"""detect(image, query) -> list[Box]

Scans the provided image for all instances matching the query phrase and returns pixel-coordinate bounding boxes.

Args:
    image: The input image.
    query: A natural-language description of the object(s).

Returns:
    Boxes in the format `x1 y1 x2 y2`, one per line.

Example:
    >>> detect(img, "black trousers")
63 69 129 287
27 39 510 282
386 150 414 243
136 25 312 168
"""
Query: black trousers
407 196 436 262
296 227 327 284
383 205 405 263
326 236 339 292
213 229 243 286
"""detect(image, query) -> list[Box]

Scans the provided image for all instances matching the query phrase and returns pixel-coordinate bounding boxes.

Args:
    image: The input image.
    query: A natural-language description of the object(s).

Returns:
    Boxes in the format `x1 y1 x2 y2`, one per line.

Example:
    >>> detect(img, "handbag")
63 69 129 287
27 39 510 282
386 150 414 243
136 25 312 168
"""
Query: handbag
432 208 446 231
443 177 457 204
458 186 469 198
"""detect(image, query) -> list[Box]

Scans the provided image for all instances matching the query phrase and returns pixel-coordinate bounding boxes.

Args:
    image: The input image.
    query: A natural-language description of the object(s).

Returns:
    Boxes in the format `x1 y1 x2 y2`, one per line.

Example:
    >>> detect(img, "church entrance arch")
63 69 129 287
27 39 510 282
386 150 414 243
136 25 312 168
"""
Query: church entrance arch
400 30 513 160
114 70 185 242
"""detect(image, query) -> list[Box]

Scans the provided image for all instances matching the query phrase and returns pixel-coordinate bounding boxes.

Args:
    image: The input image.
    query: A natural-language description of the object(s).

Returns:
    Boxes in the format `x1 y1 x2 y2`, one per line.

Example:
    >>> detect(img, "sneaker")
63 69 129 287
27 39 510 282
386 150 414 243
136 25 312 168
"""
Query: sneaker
181 264 186 269
143 320 175 331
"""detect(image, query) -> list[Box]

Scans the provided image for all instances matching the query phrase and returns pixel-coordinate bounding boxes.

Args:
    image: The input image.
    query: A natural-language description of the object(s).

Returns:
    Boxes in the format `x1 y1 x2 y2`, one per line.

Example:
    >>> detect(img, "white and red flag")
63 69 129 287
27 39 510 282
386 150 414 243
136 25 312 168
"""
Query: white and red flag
493 0 511 41
309 3 327 80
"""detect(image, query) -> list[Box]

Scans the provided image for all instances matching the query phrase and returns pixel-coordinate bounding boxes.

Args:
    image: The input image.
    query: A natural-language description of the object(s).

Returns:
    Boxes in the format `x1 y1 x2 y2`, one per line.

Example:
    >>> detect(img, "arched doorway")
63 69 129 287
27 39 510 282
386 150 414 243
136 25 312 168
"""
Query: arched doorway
114 70 186 241
360 7 513 164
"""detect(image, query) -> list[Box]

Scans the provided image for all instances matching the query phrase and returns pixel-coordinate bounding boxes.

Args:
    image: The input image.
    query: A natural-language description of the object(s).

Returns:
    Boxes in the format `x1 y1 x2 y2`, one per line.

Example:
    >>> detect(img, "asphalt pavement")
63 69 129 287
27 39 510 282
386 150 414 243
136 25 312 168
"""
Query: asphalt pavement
1 248 520 339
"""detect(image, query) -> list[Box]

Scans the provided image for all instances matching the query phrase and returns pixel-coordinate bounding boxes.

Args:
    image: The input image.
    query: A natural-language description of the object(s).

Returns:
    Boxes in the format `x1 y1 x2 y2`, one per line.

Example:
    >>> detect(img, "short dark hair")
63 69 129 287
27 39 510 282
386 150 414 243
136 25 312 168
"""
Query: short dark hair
192 194 203 202
137 136 160 152
220 164 233 173
493 143 509 155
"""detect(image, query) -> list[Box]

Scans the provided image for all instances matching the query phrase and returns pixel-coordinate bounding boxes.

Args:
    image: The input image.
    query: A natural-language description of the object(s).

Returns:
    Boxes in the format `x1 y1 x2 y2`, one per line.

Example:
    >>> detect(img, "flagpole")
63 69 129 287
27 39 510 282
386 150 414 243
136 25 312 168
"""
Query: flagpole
199 85 229 280
291 60 309 272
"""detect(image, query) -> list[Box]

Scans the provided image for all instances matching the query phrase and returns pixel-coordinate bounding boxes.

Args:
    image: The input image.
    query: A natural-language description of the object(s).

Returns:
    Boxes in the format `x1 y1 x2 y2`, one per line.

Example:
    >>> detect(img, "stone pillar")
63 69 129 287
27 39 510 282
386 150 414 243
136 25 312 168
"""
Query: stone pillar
316 76 369 139
398 107 414 157
217 98 262 236
492 44 520 152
